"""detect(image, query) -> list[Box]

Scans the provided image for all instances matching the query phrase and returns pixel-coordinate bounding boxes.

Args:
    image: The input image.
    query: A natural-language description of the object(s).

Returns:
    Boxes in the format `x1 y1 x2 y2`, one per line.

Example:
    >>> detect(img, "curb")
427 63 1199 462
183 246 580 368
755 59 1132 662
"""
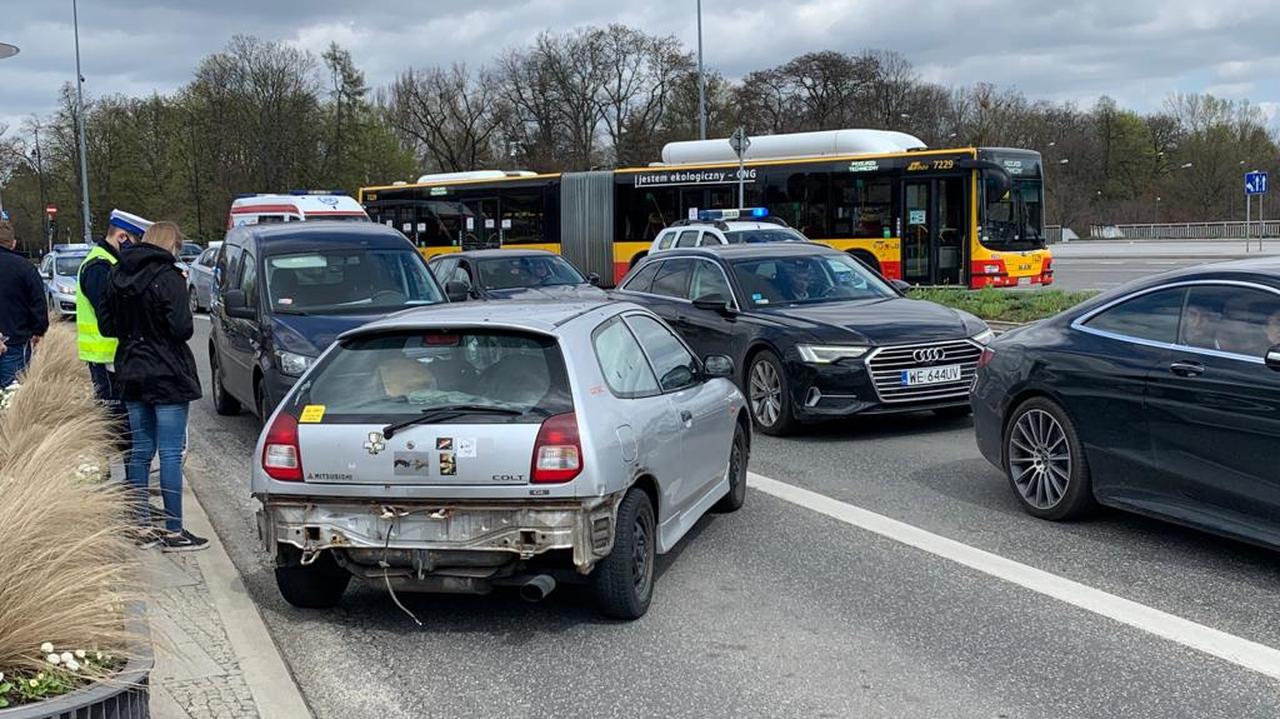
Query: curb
181 483 314 719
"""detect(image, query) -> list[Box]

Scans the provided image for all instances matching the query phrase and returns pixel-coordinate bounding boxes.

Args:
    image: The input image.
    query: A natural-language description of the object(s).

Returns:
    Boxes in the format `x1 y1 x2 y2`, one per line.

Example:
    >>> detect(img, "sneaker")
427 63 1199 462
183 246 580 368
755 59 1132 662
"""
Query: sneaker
160 530 209 553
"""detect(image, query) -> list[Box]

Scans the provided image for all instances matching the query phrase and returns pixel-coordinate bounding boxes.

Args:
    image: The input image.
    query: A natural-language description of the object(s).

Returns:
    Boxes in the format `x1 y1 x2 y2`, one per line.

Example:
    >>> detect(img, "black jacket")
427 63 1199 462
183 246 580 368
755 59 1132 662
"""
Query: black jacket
79 238 121 325
100 244 202 404
0 244 49 346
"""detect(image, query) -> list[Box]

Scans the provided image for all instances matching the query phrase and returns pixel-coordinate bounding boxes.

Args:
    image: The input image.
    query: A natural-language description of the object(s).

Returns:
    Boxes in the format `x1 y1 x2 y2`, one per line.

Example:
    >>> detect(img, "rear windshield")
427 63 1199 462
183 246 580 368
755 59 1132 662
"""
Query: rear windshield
723 228 806 244
290 330 573 423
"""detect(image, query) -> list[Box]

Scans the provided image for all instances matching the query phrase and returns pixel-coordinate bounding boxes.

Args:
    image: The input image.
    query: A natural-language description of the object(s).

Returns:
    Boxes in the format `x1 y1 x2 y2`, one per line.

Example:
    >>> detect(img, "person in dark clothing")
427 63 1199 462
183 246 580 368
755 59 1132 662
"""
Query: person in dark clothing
79 209 152 434
100 221 207 553
0 220 49 387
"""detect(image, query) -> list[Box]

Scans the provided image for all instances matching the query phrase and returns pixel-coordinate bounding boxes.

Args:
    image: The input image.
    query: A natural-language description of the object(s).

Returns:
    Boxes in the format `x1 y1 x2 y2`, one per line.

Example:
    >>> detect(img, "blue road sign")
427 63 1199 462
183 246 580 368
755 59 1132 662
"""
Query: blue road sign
1245 171 1268 195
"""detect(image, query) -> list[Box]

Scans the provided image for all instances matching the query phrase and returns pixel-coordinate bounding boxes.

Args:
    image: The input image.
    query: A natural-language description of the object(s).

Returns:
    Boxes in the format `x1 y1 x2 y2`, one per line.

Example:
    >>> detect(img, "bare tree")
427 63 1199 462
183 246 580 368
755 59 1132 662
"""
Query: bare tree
387 64 506 173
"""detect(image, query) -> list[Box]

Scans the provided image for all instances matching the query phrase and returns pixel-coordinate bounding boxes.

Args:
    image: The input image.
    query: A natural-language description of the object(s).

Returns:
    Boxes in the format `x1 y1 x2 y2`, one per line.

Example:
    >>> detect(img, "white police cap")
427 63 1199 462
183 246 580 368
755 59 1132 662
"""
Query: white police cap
108 209 153 237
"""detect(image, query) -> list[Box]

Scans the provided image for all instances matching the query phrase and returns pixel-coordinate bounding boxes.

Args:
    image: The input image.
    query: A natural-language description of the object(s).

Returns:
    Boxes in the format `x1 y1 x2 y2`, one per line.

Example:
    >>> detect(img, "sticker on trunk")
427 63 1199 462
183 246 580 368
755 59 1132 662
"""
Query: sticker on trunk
436 437 453 451
456 438 476 458
393 452 431 476
438 451 456 476
299 405 325 423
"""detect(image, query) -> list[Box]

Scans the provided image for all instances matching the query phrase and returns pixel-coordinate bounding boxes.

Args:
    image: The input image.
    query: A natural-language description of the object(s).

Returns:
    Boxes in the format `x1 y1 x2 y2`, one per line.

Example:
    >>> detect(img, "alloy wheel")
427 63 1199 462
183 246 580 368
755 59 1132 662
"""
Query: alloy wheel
749 359 782 427
1008 409 1072 509
189 289 200 314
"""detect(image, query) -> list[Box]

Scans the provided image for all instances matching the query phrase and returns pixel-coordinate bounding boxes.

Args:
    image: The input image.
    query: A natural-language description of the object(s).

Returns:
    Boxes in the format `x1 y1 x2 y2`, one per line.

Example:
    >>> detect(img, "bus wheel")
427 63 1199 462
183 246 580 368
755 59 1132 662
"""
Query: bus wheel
849 251 881 275
630 251 648 267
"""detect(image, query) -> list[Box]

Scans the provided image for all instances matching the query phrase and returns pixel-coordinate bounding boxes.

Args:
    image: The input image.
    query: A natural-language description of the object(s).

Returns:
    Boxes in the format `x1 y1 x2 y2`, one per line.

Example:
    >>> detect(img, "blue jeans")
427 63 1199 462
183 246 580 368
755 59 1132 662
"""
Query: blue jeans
125 402 189 533
0 341 31 387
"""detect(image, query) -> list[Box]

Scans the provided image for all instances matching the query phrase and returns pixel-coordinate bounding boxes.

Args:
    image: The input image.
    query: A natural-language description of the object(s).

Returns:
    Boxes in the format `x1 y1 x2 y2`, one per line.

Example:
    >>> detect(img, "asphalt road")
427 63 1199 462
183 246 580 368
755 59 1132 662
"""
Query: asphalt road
184 316 1280 718
1049 240 1278 291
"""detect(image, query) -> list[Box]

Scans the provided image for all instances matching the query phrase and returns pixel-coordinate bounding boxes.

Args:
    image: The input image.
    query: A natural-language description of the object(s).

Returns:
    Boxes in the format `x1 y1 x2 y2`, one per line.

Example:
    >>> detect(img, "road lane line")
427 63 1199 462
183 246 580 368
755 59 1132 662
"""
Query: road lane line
748 471 1280 680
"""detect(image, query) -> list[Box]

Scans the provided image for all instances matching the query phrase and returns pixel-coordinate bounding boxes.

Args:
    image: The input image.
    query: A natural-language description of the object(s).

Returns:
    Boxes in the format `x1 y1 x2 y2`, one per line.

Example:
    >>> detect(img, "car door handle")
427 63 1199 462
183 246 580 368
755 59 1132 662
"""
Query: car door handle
1169 360 1205 377
679 409 693 424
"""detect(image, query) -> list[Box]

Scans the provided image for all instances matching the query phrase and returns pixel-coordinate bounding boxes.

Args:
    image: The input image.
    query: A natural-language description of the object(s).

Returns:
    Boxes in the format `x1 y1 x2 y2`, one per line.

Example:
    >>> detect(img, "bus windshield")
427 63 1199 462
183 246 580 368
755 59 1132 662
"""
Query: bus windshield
983 176 1044 251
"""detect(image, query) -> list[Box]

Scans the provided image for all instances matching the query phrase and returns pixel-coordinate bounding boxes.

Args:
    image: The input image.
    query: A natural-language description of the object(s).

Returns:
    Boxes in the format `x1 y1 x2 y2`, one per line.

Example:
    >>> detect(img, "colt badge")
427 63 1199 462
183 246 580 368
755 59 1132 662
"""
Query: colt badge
363 432 386 456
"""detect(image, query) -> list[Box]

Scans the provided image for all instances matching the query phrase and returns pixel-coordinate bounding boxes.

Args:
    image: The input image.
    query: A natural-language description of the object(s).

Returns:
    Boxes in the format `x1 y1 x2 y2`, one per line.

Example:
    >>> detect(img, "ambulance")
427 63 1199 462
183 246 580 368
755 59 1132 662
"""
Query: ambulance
226 191 370 229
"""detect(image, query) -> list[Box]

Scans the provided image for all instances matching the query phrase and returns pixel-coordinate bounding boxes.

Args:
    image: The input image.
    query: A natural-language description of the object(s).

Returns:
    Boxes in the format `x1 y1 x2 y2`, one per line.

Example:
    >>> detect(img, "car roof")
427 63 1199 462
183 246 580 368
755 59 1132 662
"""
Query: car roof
651 242 836 262
227 221 412 253
431 249 557 260
339 299 636 339
51 243 92 253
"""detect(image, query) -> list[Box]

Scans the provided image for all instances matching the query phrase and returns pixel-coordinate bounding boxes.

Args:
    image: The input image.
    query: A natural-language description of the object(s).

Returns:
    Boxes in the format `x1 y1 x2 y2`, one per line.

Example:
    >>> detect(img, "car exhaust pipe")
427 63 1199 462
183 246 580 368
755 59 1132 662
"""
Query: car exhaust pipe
518 574 556 602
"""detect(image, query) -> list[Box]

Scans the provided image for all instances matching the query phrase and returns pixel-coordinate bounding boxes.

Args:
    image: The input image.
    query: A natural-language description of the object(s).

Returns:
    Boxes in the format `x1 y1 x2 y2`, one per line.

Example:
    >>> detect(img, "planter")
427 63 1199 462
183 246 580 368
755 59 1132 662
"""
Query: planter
0 612 152 719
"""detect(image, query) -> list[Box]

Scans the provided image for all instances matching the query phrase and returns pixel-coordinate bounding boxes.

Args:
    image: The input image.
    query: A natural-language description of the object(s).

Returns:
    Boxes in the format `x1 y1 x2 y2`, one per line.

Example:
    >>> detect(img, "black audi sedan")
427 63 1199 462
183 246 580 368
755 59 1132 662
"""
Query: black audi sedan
973 258 1280 547
614 243 994 434
426 249 606 302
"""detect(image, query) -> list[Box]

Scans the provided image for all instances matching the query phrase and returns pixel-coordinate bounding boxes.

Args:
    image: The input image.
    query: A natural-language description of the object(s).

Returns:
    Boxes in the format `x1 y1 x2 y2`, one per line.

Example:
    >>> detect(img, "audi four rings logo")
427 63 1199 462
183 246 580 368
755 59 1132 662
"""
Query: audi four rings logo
912 347 946 363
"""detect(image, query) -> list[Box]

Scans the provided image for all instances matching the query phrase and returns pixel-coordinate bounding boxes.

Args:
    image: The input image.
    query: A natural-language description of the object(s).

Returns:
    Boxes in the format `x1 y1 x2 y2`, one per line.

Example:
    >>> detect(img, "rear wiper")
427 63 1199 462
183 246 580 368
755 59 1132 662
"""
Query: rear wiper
381 405 523 439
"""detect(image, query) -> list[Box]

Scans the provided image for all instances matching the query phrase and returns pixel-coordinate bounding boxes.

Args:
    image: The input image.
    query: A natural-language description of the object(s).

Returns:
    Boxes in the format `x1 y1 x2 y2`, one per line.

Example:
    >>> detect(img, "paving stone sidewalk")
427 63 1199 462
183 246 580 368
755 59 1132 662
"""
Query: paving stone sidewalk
140 481 312 719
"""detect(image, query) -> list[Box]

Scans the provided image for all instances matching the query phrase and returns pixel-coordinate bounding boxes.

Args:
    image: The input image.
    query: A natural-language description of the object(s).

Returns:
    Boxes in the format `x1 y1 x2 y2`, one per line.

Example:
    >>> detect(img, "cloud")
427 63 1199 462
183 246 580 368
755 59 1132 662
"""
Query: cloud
2 0 1279 134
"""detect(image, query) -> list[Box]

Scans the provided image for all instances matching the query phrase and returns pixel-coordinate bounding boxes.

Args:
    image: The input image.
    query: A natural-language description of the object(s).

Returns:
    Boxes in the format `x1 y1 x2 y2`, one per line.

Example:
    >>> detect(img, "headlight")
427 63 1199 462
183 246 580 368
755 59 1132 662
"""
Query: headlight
55 282 75 294
275 350 314 377
796 344 869 364
972 328 996 345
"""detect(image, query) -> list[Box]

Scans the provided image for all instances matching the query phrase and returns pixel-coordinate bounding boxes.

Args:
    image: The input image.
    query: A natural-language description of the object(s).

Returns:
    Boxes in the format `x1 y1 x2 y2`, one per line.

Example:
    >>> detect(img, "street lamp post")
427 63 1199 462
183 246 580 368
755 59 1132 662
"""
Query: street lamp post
1155 196 1161 226
696 0 706 140
73 0 93 242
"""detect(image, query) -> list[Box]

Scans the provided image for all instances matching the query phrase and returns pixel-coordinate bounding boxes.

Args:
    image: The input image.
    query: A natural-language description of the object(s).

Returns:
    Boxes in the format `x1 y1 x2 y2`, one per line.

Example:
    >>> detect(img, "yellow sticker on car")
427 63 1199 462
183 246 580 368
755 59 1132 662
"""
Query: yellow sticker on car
299 405 326 423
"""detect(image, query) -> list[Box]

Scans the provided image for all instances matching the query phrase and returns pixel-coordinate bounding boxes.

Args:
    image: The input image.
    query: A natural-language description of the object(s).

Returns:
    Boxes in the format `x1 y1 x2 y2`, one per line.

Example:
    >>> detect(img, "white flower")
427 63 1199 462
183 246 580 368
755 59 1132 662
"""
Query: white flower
75 649 86 659
28 679 38 688
95 651 104 661
65 659 81 672
46 653 60 665
40 642 53 654
60 651 73 664
0 671 5 682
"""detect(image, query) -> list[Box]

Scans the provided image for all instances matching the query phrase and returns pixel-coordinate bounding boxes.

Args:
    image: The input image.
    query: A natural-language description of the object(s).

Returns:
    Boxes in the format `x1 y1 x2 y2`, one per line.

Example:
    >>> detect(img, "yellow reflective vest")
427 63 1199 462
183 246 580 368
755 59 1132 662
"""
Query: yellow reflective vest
76 244 118 363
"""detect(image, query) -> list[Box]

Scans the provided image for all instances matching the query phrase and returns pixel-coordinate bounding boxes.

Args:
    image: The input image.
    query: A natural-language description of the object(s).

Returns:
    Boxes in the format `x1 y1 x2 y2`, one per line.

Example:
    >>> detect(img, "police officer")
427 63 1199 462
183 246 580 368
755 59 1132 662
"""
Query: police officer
0 220 49 387
78 210 152 414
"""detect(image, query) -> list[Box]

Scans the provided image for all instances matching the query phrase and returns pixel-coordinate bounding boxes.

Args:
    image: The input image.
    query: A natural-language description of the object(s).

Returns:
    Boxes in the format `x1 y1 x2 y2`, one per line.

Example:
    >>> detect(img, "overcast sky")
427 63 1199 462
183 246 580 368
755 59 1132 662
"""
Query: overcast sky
2 0 1278 134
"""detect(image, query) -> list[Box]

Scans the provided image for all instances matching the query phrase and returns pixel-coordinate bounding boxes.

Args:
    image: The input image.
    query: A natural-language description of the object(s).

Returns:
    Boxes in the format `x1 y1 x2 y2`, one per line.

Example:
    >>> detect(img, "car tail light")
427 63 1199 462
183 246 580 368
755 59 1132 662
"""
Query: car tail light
262 412 303 481
531 412 582 483
976 347 997 370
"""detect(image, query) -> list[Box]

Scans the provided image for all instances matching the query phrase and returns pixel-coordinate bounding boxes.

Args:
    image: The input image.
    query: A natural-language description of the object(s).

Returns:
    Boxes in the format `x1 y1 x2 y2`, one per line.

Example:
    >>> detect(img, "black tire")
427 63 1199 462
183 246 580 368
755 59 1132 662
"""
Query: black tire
849 251 881 275
745 350 796 436
189 287 201 314
1003 397 1094 521
933 405 972 419
593 488 656 620
256 377 272 424
274 547 350 609
713 422 748 513
209 349 241 416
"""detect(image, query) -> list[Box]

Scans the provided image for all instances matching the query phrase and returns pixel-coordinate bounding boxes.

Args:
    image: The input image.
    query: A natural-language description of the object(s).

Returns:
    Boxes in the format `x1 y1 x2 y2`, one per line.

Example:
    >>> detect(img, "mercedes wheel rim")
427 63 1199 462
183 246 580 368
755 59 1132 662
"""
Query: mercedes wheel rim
212 359 224 403
1008 409 1072 509
749 360 782 427
190 290 199 314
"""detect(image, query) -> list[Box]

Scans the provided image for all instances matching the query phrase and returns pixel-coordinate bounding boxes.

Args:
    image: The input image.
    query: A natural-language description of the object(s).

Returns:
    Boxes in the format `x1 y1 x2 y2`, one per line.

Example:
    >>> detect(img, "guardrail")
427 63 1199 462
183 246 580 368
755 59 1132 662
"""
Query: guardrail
1085 222 1280 240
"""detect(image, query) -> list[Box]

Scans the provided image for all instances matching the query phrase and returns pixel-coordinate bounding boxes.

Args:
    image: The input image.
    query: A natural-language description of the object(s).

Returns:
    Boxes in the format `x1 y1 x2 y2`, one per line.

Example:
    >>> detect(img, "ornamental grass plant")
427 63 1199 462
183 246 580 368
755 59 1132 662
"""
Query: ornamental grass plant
0 325 138 695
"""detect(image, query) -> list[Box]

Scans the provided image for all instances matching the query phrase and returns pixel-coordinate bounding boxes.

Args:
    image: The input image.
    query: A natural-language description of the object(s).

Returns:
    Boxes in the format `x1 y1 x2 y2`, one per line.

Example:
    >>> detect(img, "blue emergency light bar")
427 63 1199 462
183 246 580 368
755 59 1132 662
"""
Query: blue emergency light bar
697 208 769 221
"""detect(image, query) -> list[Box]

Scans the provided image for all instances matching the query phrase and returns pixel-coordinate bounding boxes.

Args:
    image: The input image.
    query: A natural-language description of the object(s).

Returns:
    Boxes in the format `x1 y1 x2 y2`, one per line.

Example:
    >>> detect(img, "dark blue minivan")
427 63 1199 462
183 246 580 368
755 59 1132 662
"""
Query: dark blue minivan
209 222 447 419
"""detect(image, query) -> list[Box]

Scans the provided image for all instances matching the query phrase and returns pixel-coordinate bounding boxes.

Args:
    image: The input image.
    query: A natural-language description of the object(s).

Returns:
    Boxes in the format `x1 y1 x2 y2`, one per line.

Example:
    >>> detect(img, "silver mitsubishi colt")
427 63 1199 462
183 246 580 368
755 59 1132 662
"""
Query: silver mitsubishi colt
252 299 749 619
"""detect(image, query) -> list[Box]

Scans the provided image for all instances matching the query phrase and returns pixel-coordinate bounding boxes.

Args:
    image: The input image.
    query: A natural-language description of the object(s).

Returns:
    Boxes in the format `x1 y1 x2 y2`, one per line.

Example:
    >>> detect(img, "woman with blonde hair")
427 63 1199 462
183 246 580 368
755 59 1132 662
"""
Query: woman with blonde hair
100 221 207 551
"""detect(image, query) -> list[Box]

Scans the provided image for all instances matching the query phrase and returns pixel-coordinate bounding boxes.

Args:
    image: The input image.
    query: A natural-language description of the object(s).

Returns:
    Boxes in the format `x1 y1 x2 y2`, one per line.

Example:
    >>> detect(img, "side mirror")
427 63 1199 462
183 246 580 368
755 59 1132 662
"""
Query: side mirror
891 279 912 294
703 354 734 379
223 289 254 319
40 271 52 280
445 281 470 303
587 273 601 286
692 293 735 315
1266 345 1280 372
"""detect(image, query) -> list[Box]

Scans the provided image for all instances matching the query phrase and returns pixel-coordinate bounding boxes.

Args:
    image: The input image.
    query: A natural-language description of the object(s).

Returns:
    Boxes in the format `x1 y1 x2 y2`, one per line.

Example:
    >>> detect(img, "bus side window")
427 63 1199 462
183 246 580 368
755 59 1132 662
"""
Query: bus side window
500 190 543 244
616 184 677 242
834 174 893 239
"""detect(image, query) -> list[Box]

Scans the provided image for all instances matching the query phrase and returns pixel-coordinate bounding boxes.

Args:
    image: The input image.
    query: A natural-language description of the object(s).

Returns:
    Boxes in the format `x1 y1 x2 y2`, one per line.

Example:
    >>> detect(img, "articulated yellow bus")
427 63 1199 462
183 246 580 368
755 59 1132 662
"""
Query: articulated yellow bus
358 130 1052 288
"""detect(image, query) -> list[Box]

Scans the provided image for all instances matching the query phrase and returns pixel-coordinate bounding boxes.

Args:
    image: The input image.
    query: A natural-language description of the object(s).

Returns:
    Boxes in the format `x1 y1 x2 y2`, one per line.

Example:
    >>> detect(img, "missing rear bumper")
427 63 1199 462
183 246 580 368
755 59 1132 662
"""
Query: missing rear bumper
258 496 621 573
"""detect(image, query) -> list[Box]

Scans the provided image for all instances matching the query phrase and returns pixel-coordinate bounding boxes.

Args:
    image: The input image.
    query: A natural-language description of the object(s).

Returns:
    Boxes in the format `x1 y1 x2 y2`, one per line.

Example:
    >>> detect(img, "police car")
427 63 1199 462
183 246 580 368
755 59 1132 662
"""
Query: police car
648 208 808 256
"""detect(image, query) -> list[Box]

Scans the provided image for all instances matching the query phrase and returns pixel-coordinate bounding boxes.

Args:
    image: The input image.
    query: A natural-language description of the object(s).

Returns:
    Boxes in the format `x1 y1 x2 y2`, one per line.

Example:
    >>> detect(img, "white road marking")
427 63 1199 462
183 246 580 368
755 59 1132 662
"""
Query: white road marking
748 471 1280 680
